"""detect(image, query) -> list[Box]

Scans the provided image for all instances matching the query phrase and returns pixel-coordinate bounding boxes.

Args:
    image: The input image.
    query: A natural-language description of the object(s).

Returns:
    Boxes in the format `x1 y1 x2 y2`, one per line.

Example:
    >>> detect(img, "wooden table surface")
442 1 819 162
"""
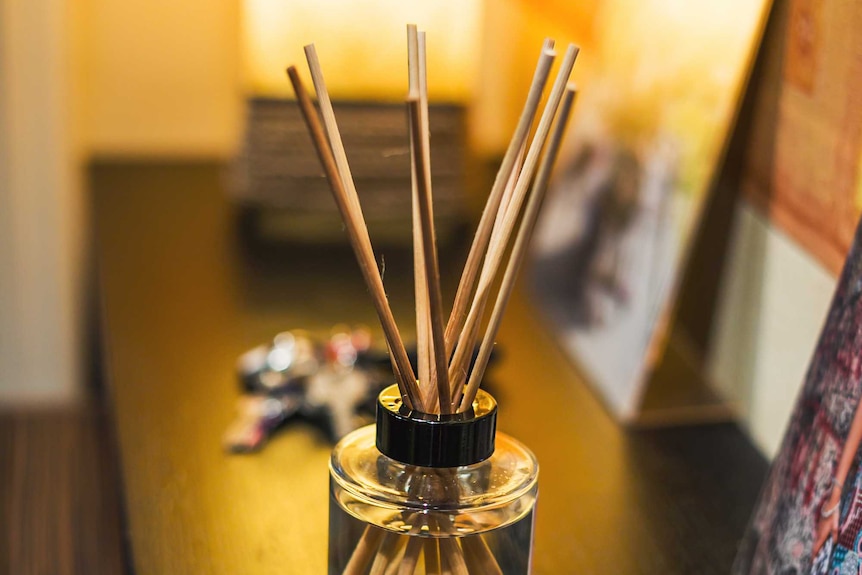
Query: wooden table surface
93 162 767 574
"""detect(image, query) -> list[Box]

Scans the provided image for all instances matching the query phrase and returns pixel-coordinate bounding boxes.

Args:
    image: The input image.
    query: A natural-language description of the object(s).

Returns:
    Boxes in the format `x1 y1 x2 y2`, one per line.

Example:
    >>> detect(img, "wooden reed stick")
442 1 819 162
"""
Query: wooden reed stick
447 44 579 408
407 24 435 410
461 536 504 575
304 44 362 220
365 512 426 574
443 42 556 358
439 539 470 575
341 525 384 575
407 24 420 90
369 532 403 575
286 66 423 410
408 97 452 413
424 540 441 573
417 29 441 411
418 31 431 144
396 537 423 575
459 86 577 412
488 140 527 252
416 29 441 411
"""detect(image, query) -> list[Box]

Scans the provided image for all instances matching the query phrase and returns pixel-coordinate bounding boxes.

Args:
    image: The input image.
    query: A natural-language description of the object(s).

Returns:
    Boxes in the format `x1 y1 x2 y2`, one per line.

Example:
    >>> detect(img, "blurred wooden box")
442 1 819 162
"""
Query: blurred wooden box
231 98 469 244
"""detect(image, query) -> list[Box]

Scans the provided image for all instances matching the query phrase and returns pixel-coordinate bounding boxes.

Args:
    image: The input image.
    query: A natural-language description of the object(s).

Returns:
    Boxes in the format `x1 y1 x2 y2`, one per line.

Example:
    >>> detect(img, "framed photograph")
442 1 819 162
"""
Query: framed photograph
530 0 773 419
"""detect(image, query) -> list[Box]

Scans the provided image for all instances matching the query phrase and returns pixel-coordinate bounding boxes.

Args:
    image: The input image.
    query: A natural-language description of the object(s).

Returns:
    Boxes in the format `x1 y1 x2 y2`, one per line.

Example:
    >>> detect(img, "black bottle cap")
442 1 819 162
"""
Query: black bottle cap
375 384 497 468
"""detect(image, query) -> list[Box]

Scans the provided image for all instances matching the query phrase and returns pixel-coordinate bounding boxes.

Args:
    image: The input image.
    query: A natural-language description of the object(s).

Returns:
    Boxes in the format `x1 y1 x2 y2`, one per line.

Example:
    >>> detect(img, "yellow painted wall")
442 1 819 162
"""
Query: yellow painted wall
242 0 596 156
82 0 242 157
243 0 483 102
470 0 597 155
80 0 485 156
77 0 593 158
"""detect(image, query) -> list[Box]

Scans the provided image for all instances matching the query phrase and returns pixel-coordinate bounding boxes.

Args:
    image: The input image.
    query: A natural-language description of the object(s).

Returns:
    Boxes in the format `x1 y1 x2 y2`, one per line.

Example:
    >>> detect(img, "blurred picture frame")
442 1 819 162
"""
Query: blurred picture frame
530 0 773 420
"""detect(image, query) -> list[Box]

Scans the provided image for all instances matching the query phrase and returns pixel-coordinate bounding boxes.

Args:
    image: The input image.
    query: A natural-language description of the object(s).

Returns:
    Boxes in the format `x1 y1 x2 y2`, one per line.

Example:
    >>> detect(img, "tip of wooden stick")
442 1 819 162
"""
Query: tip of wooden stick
543 38 555 50
286 66 301 84
566 82 577 93
542 47 556 58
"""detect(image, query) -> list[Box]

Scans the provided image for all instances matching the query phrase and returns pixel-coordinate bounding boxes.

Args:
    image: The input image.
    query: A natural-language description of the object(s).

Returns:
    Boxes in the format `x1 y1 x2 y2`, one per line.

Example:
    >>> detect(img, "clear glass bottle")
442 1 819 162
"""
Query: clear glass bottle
328 385 539 574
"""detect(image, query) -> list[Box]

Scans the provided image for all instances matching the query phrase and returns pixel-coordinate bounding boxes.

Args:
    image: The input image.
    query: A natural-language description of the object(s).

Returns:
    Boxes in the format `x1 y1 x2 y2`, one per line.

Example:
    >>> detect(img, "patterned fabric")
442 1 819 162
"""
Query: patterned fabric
811 477 862 574
810 537 833 574
734 216 862 574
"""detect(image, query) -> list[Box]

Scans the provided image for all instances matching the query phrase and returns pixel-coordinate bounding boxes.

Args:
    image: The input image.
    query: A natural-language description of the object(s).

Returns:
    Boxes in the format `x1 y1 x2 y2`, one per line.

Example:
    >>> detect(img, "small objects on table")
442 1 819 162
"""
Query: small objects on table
223 327 501 452
223 326 388 452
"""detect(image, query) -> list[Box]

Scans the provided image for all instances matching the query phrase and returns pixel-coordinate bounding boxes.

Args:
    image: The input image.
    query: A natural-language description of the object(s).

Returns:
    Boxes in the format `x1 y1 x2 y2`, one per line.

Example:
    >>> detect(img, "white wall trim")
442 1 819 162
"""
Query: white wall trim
707 202 836 458
0 0 83 405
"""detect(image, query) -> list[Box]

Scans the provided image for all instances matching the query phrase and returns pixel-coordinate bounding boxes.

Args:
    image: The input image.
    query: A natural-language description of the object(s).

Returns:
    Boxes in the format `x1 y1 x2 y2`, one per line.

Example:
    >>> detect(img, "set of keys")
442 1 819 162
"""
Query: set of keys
223 327 500 453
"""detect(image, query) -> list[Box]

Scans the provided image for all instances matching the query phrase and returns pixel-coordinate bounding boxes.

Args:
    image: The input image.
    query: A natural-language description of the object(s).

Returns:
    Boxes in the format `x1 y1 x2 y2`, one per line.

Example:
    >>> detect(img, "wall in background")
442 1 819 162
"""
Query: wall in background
0 0 84 404
470 0 595 156
1 0 242 403
241 0 593 157
706 204 835 457
82 0 241 157
243 0 483 102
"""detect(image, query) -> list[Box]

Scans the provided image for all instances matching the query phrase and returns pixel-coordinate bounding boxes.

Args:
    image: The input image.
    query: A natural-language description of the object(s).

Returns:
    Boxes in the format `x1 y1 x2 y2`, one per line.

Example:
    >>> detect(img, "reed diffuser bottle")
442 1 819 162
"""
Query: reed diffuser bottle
285 21 578 575
329 385 538 574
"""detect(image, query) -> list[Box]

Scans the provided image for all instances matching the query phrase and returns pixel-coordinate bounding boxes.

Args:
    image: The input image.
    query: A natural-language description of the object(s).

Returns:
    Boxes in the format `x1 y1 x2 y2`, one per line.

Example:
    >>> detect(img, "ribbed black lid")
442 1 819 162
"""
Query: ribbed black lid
375 384 497 467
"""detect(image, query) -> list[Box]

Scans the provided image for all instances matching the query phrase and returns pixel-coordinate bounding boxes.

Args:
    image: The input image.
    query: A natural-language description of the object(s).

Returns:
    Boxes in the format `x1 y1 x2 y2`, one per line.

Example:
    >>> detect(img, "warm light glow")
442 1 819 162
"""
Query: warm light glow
468 0 597 156
242 0 483 101
578 0 763 196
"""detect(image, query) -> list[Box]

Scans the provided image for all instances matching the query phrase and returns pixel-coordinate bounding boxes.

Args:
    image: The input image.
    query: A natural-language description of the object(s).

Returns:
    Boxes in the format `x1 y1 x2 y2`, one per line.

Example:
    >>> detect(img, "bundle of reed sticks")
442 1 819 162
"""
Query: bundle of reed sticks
287 25 578 575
